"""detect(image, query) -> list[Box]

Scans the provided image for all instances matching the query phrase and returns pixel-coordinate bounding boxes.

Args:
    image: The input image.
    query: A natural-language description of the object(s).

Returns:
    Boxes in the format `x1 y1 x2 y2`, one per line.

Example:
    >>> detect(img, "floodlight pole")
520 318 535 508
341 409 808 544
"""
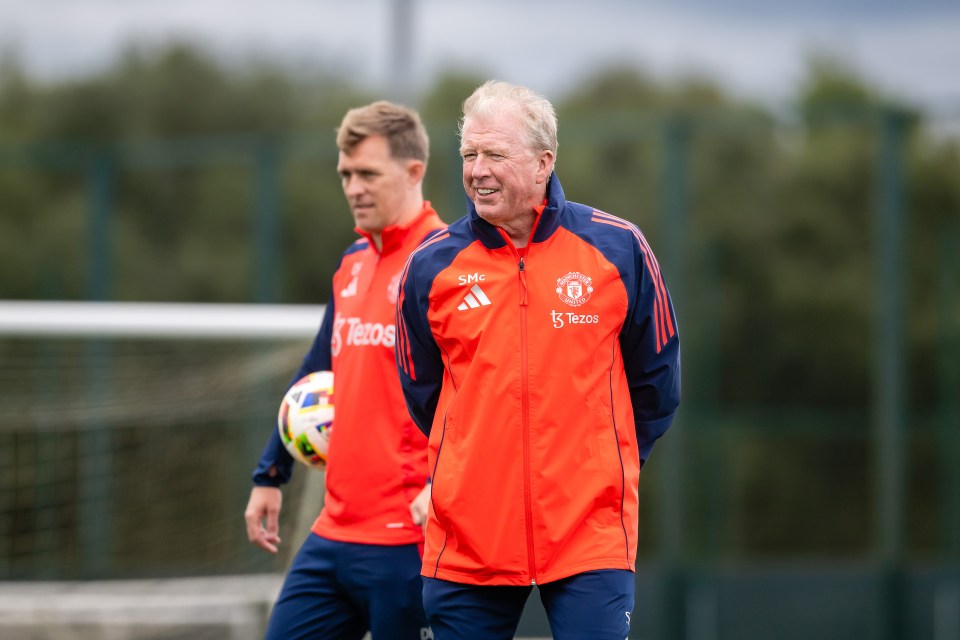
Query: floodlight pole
389 0 415 105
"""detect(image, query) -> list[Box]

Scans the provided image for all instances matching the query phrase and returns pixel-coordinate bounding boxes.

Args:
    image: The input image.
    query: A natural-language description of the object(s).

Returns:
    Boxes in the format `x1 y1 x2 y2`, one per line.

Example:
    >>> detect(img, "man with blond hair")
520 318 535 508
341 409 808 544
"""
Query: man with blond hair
246 101 444 639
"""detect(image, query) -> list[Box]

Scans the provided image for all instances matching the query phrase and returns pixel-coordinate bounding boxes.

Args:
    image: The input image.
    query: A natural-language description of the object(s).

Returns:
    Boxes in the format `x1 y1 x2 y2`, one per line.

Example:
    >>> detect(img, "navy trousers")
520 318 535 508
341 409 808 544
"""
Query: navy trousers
422 569 635 640
264 533 430 640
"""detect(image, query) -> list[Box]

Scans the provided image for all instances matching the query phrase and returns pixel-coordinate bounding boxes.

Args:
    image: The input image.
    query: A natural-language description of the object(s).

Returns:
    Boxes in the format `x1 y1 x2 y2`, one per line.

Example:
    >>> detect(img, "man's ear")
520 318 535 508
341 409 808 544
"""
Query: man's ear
536 150 555 184
407 160 426 184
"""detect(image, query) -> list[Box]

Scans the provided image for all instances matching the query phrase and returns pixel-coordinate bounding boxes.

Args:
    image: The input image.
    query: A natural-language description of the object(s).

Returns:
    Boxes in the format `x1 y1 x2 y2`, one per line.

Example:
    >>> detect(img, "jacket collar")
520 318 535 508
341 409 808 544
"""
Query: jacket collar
356 201 440 256
467 172 566 250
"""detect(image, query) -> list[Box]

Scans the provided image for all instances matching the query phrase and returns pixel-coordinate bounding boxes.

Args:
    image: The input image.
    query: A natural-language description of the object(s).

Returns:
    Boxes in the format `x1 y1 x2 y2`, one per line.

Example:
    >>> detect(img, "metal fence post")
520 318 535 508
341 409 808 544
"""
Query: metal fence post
652 114 689 640
79 150 115 577
254 140 282 304
939 221 960 561
88 151 113 301
873 107 908 640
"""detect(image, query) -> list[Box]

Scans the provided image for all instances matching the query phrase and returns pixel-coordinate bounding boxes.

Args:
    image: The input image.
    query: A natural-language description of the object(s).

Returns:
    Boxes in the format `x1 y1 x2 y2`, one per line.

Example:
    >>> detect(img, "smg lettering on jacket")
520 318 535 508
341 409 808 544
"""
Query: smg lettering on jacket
457 273 486 286
550 310 600 329
331 311 395 356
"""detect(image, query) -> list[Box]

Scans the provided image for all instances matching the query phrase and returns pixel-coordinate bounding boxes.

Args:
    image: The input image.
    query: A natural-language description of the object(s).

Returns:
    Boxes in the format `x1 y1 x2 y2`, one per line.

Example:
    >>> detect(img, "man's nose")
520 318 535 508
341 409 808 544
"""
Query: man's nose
470 156 491 178
343 175 365 195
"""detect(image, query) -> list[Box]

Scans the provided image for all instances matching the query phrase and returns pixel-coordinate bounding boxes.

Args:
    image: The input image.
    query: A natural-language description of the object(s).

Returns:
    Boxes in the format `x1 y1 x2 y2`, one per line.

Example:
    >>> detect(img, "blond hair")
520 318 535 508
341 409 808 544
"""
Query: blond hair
337 101 429 163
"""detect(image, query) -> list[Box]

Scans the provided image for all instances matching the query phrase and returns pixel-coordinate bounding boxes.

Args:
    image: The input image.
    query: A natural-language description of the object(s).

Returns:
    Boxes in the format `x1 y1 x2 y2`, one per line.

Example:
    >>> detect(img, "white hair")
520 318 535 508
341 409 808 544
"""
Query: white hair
460 80 558 156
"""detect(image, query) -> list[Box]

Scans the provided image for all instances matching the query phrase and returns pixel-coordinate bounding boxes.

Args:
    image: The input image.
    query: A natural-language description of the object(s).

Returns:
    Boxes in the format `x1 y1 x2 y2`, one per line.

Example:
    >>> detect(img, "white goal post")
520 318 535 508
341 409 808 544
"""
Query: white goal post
0 299 329 588
0 300 325 339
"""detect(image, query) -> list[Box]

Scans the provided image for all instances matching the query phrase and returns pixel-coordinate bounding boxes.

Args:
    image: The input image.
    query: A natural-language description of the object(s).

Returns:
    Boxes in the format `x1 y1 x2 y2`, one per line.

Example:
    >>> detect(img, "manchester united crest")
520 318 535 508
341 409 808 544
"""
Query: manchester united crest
556 272 594 307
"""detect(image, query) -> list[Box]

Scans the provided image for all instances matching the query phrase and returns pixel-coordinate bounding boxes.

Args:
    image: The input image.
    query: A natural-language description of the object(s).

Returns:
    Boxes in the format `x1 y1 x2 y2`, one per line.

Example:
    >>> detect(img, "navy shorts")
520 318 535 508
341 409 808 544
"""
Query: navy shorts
265 533 430 640
422 569 635 640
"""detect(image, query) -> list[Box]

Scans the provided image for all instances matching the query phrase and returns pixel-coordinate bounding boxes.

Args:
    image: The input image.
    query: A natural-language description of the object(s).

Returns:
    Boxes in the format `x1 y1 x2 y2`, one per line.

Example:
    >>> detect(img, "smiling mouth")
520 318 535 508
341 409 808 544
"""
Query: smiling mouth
476 188 496 196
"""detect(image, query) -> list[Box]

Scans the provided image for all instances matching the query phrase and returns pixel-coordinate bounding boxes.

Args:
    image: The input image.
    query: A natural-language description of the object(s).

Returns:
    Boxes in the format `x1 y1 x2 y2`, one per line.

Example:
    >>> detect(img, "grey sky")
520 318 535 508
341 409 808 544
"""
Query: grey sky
1 0 958 111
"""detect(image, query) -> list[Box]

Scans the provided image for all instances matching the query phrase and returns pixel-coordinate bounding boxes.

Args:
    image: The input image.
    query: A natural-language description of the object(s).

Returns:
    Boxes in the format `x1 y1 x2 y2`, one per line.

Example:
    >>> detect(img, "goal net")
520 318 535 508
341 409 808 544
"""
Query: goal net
0 301 324 581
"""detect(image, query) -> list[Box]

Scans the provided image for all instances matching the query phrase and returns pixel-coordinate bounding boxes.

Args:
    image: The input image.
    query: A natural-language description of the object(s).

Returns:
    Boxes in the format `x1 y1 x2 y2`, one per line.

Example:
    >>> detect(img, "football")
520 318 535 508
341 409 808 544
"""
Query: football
277 371 334 469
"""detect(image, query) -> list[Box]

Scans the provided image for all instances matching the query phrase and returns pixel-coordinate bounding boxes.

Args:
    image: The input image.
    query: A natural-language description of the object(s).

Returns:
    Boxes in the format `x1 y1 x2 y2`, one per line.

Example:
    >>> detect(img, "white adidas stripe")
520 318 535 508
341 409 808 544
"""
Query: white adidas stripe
457 284 492 311
470 284 491 305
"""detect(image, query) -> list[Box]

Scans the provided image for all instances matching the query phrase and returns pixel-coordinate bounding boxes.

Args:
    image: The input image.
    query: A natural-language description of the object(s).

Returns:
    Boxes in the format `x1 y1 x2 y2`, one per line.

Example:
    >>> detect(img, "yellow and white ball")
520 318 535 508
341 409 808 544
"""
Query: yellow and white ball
277 371 334 469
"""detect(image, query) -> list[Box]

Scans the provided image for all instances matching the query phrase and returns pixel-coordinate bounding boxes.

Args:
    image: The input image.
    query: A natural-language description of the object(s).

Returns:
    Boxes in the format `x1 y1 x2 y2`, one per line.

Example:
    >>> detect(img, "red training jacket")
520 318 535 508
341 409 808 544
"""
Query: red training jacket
396 175 680 584
253 203 445 546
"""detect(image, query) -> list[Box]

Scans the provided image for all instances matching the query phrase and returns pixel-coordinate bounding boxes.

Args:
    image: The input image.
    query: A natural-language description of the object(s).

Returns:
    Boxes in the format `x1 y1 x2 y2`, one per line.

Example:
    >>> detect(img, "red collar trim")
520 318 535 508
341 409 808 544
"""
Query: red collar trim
355 201 435 255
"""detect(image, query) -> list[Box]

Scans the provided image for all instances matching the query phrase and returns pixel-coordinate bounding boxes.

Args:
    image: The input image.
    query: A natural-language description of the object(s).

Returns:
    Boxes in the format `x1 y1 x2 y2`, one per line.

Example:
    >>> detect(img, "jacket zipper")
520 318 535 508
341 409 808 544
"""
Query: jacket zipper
518 255 536 585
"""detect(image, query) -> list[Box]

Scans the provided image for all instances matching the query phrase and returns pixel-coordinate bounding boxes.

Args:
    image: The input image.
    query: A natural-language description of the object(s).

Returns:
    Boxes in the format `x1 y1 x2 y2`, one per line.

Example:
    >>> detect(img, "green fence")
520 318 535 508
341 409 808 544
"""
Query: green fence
1 109 959 639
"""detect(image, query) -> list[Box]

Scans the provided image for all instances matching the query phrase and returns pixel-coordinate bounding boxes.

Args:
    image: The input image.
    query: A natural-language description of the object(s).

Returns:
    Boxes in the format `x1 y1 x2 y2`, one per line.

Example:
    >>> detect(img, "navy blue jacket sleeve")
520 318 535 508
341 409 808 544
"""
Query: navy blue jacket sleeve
619 235 681 464
251 300 334 487
395 258 444 437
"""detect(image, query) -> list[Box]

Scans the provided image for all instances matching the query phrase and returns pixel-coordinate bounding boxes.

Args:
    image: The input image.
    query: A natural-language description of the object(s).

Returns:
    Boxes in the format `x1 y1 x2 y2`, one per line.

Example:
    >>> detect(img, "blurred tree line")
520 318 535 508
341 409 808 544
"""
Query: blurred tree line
1 43 958 562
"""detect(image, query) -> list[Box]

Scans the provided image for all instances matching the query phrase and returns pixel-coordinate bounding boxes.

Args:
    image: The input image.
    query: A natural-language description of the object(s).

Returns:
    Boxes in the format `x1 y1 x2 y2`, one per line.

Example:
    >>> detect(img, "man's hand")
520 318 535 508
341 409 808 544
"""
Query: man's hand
244 486 283 554
409 483 431 529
